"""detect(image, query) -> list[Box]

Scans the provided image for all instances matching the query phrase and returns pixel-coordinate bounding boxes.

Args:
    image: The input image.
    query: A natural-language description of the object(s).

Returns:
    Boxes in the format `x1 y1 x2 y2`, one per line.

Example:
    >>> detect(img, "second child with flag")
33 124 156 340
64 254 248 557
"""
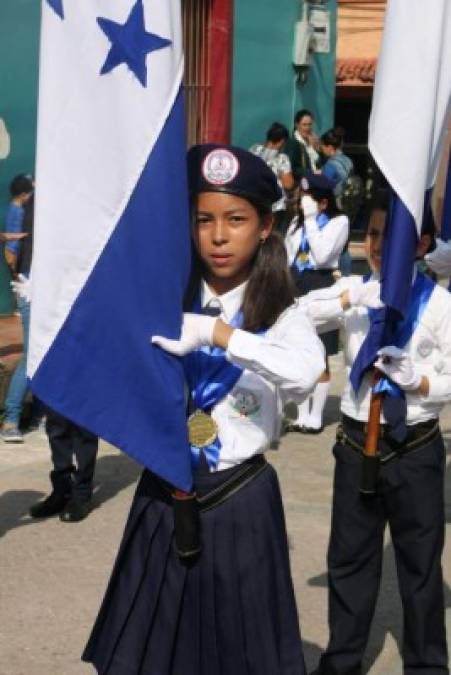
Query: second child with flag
302 190 450 675
83 145 325 675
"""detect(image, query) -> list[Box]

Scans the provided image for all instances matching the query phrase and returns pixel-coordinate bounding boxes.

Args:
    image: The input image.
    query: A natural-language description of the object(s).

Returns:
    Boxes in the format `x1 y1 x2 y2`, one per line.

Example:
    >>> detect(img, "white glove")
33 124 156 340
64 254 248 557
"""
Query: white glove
375 346 422 391
151 313 217 356
301 195 319 220
348 280 383 309
424 238 451 276
10 274 31 302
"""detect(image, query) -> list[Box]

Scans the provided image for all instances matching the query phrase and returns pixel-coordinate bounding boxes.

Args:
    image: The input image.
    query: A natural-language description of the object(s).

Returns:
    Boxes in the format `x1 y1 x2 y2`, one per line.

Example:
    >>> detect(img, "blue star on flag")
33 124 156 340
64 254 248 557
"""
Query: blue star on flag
97 0 171 87
46 0 64 18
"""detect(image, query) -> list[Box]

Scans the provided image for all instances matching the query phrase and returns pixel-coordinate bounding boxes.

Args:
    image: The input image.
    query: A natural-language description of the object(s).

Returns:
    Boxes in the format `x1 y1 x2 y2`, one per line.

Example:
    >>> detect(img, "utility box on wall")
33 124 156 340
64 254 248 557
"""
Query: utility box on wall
231 0 337 150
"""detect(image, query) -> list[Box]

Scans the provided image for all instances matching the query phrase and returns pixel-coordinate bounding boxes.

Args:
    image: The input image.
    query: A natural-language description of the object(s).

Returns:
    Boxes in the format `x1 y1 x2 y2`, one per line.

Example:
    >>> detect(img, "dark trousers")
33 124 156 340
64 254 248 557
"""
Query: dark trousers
319 433 448 675
46 409 98 502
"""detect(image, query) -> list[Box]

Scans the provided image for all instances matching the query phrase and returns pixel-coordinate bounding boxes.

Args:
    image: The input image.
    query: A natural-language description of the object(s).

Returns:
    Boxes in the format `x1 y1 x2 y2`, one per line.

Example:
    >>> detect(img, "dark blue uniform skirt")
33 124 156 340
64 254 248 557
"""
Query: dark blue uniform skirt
82 460 306 675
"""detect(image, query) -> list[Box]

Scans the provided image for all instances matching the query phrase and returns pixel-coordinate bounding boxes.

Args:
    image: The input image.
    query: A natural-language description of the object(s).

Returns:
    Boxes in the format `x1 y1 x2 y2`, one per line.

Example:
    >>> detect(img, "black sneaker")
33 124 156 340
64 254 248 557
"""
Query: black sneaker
59 499 91 523
29 493 70 518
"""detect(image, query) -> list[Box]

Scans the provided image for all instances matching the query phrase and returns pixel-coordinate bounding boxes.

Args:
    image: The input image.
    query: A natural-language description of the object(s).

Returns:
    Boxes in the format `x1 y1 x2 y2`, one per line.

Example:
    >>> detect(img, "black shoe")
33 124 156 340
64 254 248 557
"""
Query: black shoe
59 499 91 523
285 422 305 433
29 493 70 518
300 425 324 434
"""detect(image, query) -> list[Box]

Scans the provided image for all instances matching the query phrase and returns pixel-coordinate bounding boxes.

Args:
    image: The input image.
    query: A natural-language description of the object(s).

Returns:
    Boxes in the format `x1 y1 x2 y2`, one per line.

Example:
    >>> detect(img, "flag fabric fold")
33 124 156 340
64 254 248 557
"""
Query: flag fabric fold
30 0 192 491
441 154 451 242
351 0 451 388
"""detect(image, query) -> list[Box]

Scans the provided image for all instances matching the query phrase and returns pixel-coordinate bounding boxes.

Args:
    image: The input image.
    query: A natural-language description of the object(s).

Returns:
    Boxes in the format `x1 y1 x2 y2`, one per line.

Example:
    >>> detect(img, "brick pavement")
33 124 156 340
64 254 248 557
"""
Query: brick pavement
1 354 450 675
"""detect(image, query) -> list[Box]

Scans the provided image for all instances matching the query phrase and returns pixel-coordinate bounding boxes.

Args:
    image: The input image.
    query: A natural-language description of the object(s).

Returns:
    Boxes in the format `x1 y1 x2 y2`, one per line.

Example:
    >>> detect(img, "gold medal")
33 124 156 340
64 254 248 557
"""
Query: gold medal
296 251 309 263
187 410 218 448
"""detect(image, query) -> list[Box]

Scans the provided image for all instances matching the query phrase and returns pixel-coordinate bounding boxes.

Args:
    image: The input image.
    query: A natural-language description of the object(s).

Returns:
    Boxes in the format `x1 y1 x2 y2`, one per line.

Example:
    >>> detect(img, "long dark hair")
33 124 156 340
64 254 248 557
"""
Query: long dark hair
184 201 295 331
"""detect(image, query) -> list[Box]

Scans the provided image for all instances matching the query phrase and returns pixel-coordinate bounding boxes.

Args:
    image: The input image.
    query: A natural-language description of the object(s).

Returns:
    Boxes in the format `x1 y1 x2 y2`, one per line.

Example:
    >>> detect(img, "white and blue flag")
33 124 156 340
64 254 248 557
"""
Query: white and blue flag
369 0 451 313
351 0 451 391
30 0 192 490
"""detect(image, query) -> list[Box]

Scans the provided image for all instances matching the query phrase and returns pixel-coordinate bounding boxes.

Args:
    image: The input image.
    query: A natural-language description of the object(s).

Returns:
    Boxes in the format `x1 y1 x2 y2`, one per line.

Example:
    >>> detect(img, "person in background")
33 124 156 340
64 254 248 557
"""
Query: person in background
3 174 33 274
9 272 99 522
286 109 321 182
250 122 295 235
320 128 353 196
29 408 99 522
285 174 349 433
320 129 355 276
1 189 35 443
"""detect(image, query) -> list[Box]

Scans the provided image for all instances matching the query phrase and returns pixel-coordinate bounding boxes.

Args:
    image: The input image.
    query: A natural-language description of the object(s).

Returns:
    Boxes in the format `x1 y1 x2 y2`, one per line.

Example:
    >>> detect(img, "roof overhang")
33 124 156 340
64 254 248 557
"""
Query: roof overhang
336 1 386 87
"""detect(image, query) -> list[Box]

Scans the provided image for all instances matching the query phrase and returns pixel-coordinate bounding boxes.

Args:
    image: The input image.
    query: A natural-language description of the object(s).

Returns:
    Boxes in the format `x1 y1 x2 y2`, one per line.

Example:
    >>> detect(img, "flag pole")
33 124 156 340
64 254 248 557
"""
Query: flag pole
360 370 384 495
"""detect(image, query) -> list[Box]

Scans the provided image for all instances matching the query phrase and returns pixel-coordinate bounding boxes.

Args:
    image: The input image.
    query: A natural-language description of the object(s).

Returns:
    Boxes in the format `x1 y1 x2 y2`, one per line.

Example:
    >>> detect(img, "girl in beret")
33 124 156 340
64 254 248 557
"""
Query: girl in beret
285 175 349 434
83 145 325 675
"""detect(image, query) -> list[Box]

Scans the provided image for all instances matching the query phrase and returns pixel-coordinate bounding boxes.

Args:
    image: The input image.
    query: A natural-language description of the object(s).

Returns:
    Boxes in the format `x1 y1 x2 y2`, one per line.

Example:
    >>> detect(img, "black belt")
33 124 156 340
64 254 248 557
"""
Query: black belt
300 268 336 275
338 415 440 464
154 455 267 559
197 454 267 512
154 454 268 513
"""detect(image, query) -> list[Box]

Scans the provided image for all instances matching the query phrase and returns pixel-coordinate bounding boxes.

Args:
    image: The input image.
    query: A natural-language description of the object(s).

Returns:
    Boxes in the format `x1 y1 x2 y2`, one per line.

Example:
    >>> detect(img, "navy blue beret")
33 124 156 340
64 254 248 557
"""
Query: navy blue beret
300 173 336 193
187 144 282 209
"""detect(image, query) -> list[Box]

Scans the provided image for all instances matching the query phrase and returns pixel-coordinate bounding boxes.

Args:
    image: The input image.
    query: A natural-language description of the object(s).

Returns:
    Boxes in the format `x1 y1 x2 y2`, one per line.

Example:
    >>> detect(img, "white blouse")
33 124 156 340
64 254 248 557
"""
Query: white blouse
300 274 451 425
285 212 349 271
200 281 325 470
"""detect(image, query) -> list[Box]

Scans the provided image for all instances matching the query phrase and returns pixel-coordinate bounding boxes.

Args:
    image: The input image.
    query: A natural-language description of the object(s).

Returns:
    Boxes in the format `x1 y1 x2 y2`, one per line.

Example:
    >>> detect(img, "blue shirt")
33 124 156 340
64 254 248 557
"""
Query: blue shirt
4 203 24 255
322 151 353 197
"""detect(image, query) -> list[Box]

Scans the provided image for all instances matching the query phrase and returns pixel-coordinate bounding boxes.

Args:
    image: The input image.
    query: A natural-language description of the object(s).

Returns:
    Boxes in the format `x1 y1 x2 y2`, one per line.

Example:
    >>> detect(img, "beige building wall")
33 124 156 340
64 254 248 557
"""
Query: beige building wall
336 0 386 87
336 0 449 225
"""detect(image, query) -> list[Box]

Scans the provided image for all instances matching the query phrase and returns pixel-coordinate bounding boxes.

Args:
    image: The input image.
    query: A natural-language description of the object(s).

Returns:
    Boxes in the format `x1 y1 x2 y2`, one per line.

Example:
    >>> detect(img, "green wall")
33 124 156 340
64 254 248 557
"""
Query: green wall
231 0 336 150
0 0 40 313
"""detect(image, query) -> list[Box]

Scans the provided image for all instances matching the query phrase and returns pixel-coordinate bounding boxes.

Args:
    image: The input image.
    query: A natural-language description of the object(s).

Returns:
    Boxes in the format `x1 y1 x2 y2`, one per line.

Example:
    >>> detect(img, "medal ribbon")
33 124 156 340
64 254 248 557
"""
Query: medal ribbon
292 212 330 274
183 301 249 469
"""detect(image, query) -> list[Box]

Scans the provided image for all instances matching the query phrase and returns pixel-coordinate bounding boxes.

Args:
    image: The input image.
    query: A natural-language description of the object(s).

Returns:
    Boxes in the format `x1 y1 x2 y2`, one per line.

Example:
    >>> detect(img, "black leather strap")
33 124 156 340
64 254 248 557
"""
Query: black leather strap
197 455 267 513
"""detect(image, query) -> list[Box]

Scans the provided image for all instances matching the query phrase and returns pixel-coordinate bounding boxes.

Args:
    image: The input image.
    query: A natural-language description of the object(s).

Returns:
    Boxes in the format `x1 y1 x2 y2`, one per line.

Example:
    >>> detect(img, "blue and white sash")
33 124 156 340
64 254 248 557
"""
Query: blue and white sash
292 212 330 274
350 271 435 440
182 300 245 469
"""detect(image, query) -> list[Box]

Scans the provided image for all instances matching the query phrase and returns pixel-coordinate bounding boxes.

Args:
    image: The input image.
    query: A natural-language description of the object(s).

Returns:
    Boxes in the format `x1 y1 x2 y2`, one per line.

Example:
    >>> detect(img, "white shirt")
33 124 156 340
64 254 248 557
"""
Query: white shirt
200 281 325 470
300 274 451 425
249 144 292 212
285 212 349 271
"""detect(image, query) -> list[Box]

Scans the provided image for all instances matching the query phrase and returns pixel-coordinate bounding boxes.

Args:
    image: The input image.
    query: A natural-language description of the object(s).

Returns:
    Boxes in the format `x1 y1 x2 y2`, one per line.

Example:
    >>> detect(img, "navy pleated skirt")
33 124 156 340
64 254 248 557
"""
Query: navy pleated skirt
82 459 306 675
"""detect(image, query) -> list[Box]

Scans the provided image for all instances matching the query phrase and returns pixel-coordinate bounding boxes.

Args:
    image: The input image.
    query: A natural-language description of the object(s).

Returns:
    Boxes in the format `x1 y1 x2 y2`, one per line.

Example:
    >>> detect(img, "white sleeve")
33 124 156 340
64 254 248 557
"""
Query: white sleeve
285 217 301 266
424 290 451 403
304 214 349 266
424 239 451 277
279 152 292 175
298 276 363 333
225 304 325 402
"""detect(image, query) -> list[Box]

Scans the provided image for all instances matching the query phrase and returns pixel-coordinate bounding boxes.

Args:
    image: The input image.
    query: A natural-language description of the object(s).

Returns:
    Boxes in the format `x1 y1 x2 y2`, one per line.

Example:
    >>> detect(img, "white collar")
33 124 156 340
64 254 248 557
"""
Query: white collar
294 129 308 146
201 279 247 323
